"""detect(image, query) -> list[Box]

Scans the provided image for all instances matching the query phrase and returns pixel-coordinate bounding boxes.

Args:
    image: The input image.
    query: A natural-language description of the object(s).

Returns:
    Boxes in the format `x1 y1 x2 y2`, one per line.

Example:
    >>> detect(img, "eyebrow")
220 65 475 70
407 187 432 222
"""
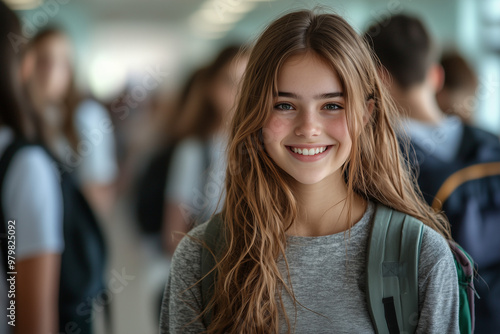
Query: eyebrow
277 92 343 99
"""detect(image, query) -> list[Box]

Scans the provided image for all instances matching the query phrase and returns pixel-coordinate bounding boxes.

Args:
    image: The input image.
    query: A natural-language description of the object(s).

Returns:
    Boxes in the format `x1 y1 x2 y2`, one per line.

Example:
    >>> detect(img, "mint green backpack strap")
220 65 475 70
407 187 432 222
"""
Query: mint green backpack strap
200 213 224 327
366 203 424 334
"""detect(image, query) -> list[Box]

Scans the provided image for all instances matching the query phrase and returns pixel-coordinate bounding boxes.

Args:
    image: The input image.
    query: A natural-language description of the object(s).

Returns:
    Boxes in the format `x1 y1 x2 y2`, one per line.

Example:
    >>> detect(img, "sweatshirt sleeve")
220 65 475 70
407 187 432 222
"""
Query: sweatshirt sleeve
416 226 460 334
160 223 208 334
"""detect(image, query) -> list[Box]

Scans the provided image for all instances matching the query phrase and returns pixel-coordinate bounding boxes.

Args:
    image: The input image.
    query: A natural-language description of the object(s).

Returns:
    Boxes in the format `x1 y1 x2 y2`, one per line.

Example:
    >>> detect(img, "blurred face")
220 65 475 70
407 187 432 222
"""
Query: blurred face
211 55 248 118
263 53 352 186
32 34 72 103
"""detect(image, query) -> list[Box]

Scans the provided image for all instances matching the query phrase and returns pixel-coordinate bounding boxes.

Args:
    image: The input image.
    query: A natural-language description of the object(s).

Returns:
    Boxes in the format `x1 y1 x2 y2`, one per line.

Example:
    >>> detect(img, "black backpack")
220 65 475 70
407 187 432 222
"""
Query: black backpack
0 139 107 334
135 144 177 234
408 125 500 332
135 141 210 235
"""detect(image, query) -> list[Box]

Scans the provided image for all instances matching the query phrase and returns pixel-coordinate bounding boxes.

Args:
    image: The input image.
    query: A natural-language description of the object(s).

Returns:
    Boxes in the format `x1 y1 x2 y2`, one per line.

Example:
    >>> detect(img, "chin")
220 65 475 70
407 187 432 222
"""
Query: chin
289 172 330 186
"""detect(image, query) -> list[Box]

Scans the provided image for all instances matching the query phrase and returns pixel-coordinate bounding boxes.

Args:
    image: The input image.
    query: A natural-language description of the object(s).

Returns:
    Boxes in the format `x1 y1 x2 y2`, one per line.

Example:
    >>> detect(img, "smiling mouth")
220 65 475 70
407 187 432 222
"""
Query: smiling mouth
287 146 330 156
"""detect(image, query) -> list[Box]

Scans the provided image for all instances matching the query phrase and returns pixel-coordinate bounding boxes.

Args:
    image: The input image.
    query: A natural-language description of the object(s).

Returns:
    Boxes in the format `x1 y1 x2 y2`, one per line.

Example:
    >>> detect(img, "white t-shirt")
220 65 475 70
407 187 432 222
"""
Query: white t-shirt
0 127 64 333
74 99 118 185
53 99 118 186
165 135 227 224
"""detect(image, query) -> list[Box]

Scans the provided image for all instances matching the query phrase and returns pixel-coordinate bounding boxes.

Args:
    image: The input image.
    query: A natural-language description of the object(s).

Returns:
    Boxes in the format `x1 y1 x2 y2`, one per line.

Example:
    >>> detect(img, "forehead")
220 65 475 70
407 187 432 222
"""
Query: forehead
276 53 342 96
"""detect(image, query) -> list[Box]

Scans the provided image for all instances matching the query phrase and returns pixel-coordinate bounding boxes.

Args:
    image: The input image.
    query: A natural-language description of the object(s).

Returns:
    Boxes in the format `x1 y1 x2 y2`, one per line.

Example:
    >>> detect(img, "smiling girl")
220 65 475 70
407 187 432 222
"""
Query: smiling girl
160 10 459 334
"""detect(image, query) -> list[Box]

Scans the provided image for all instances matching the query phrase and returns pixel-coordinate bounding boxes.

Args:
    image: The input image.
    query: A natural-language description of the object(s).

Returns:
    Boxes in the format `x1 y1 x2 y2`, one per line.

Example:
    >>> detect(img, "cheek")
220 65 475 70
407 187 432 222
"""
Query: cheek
262 115 289 147
328 115 351 142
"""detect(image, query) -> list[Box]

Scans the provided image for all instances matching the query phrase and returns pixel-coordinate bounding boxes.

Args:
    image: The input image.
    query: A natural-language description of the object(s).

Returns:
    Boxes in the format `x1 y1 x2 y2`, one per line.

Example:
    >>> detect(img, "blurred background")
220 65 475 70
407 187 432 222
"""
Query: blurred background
10 0 500 134
6 0 500 333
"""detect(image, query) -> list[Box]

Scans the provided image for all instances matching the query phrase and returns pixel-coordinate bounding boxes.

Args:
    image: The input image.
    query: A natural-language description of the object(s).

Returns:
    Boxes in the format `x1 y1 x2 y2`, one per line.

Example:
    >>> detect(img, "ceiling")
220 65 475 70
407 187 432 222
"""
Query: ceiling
84 0 201 21
11 0 500 134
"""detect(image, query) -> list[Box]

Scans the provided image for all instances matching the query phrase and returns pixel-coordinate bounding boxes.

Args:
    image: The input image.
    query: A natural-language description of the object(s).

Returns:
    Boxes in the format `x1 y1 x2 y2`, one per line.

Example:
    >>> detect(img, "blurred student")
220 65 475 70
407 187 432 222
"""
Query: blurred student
436 52 478 124
27 28 118 217
135 68 206 240
162 46 248 255
366 14 500 333
0 3 63 333
0 7 107 332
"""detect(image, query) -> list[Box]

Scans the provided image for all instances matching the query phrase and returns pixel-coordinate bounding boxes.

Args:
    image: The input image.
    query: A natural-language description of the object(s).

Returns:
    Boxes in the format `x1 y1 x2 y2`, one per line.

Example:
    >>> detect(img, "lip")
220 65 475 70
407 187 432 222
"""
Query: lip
286 145 332 162
287 144 329 149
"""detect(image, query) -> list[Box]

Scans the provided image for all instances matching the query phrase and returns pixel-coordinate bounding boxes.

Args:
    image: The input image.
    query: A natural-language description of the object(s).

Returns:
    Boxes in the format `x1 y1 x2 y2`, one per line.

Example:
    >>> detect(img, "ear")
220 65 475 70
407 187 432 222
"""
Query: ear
428 64 445 93
363 98 375 125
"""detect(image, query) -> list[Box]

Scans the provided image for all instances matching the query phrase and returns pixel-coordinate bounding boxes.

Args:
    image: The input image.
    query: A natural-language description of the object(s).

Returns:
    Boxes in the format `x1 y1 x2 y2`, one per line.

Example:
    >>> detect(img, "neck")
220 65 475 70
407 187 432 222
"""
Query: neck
289 174 367 237
396 85 444 125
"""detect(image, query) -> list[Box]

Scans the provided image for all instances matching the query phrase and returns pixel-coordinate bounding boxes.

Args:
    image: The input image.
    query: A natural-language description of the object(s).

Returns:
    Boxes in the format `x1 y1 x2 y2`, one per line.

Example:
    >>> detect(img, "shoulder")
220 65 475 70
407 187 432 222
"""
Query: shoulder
7 145 58 181
2 145 64 258
174 138 205 156
179 221 209 249
420 224 450 253
377 205 455 280
462 124 500 157
171 221 209 273
464 124 500 143
418 224 456 282
74 99 113 134
415 225 459 332
3 144 61 209
75 99 109 121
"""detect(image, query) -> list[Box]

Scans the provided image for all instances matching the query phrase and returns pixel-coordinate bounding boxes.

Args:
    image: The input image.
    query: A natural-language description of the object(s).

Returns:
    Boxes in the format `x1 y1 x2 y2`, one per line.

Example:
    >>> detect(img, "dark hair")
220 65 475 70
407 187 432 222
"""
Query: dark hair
437 51 478 123
0 1 28 136
206 45 241 79
170 45 243 141
364 14 436 90
441 52 477 90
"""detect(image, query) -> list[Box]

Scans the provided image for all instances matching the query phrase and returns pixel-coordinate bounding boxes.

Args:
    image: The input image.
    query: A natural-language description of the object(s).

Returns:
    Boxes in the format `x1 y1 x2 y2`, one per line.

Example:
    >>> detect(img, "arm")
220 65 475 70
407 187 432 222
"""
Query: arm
160 224 207 333
75 100 118 217
162 139 205 255
3 147 64 333
15 254 60 334
416 228 460 334
81 182 116 218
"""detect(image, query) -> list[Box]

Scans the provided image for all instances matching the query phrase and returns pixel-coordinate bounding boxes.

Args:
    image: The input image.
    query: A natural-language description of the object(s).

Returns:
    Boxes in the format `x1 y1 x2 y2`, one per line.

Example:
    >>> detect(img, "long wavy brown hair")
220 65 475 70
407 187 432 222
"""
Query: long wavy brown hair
204 9 451 333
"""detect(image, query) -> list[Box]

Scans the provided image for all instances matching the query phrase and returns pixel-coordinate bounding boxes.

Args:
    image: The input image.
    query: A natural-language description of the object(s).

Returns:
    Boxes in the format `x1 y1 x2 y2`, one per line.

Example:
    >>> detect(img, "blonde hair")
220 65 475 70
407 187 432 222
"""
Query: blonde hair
204 9 451 333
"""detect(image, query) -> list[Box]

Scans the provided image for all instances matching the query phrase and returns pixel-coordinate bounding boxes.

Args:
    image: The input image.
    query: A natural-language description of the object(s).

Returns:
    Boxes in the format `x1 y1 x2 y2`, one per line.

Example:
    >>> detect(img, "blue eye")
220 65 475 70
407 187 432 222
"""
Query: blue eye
274 103 295 111
323 103 342 110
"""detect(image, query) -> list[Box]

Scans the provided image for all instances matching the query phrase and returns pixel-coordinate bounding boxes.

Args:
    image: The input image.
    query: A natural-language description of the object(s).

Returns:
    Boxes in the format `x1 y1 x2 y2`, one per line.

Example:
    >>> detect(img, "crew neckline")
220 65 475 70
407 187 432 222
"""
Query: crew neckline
286 201 374 246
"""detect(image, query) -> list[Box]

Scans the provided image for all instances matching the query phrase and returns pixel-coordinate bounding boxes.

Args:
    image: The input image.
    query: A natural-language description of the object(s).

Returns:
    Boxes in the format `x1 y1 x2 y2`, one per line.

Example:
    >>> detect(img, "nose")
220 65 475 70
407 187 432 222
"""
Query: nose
294 110 321 138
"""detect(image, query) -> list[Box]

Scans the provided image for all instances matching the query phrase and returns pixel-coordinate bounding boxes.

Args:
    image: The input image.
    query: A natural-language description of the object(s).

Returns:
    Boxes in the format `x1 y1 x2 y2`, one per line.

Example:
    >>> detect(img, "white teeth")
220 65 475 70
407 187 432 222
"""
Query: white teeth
291 146 327 156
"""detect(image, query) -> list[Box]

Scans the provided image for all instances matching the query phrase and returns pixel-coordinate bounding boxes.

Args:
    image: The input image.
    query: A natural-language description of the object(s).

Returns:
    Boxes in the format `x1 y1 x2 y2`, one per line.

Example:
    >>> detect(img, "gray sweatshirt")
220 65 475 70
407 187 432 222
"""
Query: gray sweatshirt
160 202 459 333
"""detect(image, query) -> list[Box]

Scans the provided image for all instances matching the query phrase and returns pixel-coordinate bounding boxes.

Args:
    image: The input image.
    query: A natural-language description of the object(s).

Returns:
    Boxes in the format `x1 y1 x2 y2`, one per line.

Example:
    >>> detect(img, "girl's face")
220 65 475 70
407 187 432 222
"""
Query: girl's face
262 53 352 186
211 56 248 119
33 34 72 103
